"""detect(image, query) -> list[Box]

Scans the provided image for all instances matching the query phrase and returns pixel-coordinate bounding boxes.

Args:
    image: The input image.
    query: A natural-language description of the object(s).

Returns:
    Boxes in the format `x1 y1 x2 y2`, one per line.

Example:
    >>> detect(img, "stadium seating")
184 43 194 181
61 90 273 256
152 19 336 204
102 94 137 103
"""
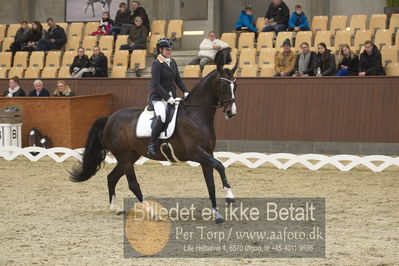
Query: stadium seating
24 67 41 78
151 20 166 35
8 67 23 78
238 32 255 51
221 33 236 49
352 30 372 51
386 62 399 76
58 66 71 78
41 66 58 78
334 30 352 51
275 32 293 48
0 52 12 69
374 29 393 48
330 15 347 32
0 67 7 78
113 50 129 67
85 22 99 35
65 36 80 52
240 64 258 77
82 35 97 51
258 48 276 67
148 33 164 54
57 23 68 33
68 22 83 39
115 35 129 51
369 14 387 31
29 51 45 69
167 20 183 40
45 51 61 68
202 65 216 77
260 65 275 77
311 16 328 33
239 48 256 68
396 32 399 46
349 15 367 34
295 31 313 51
1 37 13 52
0 24 6 43
256 32 274 51
111 66 127 78
130 50 146 70
6 24 20 38
99 35 114 52
102 50 112 67
314 31 332 48
381 45 398 65
183 65 201 78
256 17 266 32
389 14 399 32
13 51 28 69
62 51 76 67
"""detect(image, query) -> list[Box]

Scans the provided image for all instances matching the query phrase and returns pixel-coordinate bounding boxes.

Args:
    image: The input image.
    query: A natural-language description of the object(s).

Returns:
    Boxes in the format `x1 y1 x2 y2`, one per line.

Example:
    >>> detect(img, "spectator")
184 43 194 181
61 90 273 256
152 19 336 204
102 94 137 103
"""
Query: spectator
53 80 75 97
293 42 316 77
4 76 25 97
83 46 108 77
187 31 229 71
314 42 336 76
263 0 290 33
29 80 50 97
288 5 310 32
22 21 45 52
275 38 296 76
70 47 91 78
10 21 30 54
108 2 132 38
234 6 258 33
36 18 67 51
92 12 114 36
358 40 385 76
121 1 150 34
120 16 149 51
336 44 359 76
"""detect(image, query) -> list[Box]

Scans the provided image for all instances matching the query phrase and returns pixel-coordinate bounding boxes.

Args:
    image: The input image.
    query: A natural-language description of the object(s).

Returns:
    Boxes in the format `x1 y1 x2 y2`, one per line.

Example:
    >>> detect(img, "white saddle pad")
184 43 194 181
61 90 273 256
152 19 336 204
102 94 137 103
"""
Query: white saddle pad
136 101 180 139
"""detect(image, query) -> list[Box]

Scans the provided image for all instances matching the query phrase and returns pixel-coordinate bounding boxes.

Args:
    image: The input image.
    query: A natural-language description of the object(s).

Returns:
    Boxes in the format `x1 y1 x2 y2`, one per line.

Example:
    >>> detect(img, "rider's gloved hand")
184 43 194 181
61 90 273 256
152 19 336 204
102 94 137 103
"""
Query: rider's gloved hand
184 92 189 99
167 97 175 105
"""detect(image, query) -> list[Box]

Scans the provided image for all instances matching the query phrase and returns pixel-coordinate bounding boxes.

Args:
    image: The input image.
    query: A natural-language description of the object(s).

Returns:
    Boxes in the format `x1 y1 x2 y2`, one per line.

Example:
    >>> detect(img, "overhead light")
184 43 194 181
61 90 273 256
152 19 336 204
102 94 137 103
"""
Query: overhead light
183 31 205 36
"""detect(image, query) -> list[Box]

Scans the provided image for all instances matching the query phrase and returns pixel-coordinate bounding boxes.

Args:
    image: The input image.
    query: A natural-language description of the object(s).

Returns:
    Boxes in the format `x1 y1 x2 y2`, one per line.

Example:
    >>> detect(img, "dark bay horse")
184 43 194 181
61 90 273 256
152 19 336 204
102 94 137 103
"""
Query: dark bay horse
70 54 238 223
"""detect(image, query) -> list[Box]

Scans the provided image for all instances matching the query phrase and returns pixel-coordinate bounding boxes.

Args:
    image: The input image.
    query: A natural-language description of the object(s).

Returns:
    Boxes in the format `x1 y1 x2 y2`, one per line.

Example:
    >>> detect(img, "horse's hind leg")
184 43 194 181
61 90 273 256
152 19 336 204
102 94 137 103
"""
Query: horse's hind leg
118 152 143 203
107 163 124 214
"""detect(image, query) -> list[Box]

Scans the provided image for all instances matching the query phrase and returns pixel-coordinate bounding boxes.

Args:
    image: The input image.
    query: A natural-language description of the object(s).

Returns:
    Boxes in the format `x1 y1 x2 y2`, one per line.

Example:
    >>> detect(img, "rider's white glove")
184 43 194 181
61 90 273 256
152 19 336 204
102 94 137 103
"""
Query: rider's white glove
167 97 175 105
184 92 189 99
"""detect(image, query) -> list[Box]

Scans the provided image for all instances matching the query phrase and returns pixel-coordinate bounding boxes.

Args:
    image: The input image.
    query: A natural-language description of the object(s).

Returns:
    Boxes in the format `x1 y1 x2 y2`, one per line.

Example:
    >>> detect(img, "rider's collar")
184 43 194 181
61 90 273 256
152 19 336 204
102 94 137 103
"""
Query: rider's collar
157 54 172 65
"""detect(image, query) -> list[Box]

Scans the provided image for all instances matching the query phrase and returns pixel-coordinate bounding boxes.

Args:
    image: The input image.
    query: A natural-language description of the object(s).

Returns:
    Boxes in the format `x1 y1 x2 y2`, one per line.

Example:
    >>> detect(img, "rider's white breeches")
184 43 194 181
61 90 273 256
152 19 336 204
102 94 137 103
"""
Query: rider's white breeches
152 100 167 123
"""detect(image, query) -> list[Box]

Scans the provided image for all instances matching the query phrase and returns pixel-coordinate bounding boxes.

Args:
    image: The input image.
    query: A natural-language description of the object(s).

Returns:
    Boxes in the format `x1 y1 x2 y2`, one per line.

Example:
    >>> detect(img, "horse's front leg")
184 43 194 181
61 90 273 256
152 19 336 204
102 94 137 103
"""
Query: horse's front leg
200 164 224 224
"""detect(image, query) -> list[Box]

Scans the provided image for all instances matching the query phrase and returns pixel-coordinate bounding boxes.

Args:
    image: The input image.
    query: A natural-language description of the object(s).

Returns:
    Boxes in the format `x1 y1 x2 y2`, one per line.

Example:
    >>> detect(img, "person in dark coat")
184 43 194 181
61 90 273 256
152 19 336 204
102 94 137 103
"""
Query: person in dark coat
336 44 359 76
293 42 316 76
10 21 30 53
314 42 336 76
288 5 310 31
22 21 45 52
4 76 25 97
82 46 108 77
263 0 290 33
29 80 50 97
146 38 189 156
36 18 67 51
108 2 132 38
120 16 149 50
70 47 91 78
358 40 385 76
121 0 150 34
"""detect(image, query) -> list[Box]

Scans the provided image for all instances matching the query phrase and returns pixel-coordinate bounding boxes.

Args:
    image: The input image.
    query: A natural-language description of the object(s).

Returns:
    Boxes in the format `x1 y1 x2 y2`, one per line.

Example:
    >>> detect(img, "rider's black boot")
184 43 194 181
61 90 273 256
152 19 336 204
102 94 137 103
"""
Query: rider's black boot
148 116 165 157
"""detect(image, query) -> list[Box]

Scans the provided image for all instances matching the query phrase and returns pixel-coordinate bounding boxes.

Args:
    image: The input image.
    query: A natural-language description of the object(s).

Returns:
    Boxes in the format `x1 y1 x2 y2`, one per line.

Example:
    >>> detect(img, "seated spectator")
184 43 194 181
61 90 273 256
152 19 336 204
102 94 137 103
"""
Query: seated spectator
275 38 296 76
263 0 290 33
70 47 91 78
37 18 67 51
108 2 131 38
293 42 316 77
29 80 50 97
82 46 108 77
120 16 149 51
121 1 150 34
336 44 359 76
288 5 310 32
234 6 258 33
314 42 336 76
53 80 75 97
4 76 25 97
92 12 113 36
188 31 229 71
10 21 30 54
359 40 385 76
22 21 45 52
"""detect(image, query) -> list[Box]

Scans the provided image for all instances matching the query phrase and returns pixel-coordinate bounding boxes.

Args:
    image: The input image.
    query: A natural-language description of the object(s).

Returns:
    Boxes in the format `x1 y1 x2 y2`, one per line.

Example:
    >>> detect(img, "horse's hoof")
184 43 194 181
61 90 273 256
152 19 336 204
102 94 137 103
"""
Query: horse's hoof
116 210 125 215
225 198 236 204
215 217 225 224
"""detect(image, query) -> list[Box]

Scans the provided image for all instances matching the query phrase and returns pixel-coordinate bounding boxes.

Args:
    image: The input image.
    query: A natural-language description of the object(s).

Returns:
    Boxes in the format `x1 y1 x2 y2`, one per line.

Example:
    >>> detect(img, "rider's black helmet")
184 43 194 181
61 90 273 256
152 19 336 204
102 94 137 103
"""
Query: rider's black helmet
156 38 173 53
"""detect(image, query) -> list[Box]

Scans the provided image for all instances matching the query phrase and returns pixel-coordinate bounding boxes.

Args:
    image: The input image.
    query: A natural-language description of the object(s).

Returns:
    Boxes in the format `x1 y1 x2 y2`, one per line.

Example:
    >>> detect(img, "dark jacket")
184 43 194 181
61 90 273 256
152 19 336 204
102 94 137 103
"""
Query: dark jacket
314 51 336 76
89 53 108 77
26 29 44 43
359 45 385 75
127 24 149 48
4 87 25 97
114 9 132 26
288 12 310 30
265 1 290 25
14 28 30 44
338 55 359 76
29 88 50 97
44 25 67 49
147 55 189 103
132 7 150 29
54 91 75 97
70 55 90 74
295 51 316 76
234 10 257 32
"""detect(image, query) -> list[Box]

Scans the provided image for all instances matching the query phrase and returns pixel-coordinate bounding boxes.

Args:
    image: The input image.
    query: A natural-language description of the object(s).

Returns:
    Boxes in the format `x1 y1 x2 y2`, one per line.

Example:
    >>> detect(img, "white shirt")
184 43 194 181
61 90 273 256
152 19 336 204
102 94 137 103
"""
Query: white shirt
198 38 230 60
7 86 20 97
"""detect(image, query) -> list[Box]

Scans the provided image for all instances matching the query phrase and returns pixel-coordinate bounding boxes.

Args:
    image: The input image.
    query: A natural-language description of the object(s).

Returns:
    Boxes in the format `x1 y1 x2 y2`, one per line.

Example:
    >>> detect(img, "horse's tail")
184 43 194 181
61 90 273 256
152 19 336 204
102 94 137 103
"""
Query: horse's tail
70 117 109 182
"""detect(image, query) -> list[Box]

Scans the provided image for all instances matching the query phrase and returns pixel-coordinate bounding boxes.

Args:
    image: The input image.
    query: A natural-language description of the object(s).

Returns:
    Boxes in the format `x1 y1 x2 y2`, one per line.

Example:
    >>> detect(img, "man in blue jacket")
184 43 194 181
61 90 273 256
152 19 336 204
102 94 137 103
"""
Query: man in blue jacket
288 5 310 32
234 6 258 33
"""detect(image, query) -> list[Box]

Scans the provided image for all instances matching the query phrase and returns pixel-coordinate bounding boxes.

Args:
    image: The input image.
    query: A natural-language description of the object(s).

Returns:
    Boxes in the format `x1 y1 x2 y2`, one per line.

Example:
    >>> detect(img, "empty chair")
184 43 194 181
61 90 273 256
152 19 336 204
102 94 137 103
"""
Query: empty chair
330 15 347 32
13 51 28 69
167 20 183 40
148 33 164 54
374 29 393 48
221 33 236 49
202 65 217 77
314 31 332 48
58 66 71 78
238 32 255 51
260 65 276 77
0 52 12 69
369 14 387 31
24 67 41 78
113 50 129 67
45 51 61 68
0 67 7 78
311 16 328 33
295 31 313 51
1 37 14 52
0 24 6 43
352 30 372 51
102 50 112 68
82 36 97 51
68 22 83 39
111 66 127 78
239 48 256 68
130 50 146 70
62 51 76 67
389 13 399 32
183 65 201 78
6 24 20 38
258 48 276 67
256 17 266 32
381 45 398 65
334 31 351 51
349 15 367 34
115 35 129 51
41 66 58 78
65 36 80 52
256 32 274 51
99 35 114 52
7 67 23 78
240 64 258 77
85 22 99 35
386 62 399 76
151 20 166 35
275 32 293 48
29 51 45 69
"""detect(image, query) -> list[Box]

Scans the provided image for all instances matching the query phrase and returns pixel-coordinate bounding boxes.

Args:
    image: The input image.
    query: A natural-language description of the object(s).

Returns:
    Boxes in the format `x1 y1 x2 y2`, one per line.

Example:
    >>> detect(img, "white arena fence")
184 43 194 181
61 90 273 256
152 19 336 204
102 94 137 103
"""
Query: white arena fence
0 146 399 172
